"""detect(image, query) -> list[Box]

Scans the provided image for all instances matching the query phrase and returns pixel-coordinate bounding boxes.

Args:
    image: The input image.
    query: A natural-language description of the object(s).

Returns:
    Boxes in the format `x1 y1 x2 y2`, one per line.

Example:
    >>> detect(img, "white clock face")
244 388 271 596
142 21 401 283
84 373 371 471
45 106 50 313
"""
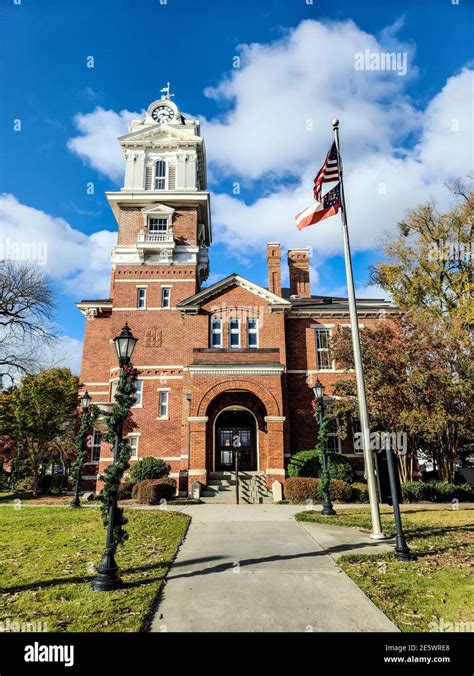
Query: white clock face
151 105 175 123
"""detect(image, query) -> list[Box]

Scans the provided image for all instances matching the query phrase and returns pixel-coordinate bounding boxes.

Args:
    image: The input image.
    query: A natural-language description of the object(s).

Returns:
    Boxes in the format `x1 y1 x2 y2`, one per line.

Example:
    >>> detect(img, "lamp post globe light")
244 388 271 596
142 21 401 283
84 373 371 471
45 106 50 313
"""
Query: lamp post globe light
91 323 137 592
70 391 92 509
312 379 336 517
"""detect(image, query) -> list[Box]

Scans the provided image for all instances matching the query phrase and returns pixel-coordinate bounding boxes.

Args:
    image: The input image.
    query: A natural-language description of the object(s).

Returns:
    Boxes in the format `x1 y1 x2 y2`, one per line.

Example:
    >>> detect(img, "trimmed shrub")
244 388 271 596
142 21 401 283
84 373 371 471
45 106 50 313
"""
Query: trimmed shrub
287 449 354 483
284 477 353 503
401 481 474 503
129 456 170 483
136 478 177 505
351 482 370 503
131 481 143 500
118 481 134 500
325 479 352 502
287 451 321 479
284 477 319 503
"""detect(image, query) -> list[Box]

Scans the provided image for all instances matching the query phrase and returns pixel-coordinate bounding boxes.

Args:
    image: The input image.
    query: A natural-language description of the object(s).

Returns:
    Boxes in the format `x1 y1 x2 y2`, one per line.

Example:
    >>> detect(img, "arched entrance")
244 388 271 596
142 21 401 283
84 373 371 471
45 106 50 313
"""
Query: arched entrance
214 407 258 472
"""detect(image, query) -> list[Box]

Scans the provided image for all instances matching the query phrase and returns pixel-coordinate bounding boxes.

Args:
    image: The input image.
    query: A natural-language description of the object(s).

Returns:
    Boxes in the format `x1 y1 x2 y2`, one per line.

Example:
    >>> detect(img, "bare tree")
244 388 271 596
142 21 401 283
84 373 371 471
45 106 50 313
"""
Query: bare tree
0 260 57 386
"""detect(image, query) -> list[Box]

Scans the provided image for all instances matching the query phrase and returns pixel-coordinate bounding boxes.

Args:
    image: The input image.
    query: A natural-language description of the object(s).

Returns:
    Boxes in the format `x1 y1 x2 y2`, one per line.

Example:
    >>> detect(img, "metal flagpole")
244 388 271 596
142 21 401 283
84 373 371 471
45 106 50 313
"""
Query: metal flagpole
332 119 385 539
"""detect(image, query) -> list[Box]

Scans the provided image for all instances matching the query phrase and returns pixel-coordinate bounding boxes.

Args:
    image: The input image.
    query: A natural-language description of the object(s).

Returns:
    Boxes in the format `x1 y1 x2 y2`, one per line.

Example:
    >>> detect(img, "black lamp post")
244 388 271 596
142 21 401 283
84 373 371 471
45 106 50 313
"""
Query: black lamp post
91 323 137 591
70 391 92 509
313 379 336 516
385 445 412 561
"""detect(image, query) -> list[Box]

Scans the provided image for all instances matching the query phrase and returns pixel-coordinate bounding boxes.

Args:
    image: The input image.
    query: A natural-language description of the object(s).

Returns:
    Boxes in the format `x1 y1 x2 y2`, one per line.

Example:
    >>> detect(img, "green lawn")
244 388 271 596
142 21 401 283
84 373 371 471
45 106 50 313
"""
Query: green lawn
295 507 474 632
0 506 190 632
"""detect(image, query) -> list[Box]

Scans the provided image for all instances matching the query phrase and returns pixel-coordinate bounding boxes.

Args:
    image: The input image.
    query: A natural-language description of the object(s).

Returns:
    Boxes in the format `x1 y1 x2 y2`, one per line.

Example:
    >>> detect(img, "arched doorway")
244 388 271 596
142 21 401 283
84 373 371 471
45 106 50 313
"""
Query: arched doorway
214 407 258 472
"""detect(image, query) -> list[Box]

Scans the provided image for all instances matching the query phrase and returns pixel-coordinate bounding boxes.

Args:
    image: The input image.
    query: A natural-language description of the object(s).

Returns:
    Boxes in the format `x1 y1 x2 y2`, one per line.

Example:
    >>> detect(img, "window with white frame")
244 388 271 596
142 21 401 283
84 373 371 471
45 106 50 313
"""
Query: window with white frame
211 318 222 348
133 380 143 407
128 435 139 459
326 417 341 453
91 430 101 462
148 217 168 232
110 380 118 402
154 160 167 190
158 391 169 419
247 318 259 348
161 287 171 308
315 329 332 370
137 287 146 309
229 318 240 348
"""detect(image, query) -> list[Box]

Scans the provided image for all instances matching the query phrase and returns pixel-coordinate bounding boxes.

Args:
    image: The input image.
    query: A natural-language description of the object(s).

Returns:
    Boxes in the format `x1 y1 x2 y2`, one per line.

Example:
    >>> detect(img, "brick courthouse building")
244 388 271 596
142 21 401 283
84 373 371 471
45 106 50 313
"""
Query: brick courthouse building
77 94 396 498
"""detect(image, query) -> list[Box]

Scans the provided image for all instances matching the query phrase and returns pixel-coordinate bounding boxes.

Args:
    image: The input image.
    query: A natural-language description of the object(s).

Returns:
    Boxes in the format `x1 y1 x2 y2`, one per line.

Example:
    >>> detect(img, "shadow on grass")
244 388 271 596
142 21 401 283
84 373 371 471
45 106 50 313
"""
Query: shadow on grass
3 560 177 594
0 491 69 503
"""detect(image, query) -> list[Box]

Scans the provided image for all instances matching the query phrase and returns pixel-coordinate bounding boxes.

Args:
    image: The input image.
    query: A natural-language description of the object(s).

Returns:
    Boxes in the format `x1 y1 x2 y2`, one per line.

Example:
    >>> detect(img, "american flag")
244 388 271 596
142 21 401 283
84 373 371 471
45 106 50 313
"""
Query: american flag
313 142 340 201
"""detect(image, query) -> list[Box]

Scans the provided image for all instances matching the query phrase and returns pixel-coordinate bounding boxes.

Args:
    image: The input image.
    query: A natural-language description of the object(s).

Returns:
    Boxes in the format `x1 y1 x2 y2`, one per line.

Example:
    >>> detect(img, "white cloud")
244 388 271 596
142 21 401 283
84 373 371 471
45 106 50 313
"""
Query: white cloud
63 20 473 292
0 193 114 299
201 20 472 262
67 107 141 182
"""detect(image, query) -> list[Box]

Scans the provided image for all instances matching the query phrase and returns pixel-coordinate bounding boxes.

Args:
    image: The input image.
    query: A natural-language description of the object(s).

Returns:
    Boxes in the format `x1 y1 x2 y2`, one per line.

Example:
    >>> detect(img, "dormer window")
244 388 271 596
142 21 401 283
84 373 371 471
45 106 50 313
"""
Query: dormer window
148 217 168 232
155 160 167 189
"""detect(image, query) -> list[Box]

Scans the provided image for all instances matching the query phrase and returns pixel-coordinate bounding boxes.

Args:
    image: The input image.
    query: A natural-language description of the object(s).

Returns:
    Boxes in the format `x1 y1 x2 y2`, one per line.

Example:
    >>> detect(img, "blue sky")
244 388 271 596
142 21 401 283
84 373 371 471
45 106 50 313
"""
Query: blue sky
1 0 472 372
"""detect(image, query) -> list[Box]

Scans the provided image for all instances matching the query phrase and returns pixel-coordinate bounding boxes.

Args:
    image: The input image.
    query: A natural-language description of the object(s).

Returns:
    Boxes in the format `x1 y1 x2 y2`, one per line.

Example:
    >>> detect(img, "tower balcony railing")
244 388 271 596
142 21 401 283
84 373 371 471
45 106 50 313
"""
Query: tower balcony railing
137 231 174 244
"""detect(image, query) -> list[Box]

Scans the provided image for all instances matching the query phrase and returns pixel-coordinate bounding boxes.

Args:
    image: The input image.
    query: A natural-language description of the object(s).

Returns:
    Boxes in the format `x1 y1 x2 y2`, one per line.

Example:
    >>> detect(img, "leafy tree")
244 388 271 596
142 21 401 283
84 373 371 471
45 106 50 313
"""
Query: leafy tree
371 184 473 324
332 180 474 485
332 316 473 483
0 368 80 495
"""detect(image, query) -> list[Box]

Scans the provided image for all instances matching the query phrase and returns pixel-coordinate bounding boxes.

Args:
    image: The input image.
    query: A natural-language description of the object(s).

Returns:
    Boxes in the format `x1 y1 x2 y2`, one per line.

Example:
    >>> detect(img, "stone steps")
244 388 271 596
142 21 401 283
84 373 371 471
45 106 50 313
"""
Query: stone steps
201 472 273 503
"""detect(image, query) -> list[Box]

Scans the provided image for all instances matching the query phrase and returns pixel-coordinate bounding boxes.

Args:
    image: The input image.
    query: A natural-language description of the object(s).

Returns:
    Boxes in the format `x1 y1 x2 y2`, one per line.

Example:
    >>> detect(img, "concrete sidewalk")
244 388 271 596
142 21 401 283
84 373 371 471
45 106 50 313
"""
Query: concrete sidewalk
151 504 398 632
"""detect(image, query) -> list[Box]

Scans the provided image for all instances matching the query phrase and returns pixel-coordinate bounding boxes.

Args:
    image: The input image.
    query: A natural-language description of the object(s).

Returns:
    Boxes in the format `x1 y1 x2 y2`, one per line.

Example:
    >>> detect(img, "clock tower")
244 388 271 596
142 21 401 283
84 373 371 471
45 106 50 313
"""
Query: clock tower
106 87 211 288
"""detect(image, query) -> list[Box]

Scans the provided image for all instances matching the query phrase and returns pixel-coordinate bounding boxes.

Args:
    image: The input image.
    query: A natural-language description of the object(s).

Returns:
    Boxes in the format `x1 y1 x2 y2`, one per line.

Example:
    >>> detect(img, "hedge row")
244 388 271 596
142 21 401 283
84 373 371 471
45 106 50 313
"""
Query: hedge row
284 477 368 504
401 481 474 503
285 477 474 504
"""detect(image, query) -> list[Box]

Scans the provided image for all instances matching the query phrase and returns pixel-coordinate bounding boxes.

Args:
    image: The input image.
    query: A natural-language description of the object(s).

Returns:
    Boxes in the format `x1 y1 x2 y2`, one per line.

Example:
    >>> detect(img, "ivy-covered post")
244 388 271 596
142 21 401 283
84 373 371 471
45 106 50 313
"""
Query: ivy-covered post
312 379 336 516
70 391 99 508
91 323 138 592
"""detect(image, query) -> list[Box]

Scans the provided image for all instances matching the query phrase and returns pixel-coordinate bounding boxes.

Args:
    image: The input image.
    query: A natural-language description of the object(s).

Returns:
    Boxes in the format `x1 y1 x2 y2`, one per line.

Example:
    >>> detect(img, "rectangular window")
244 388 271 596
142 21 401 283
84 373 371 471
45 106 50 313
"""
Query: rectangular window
137 287 146 308
110 380 118 402
211 318 222 348
133 380 143 407
158 391 169 419
154 160 167 190
91 430 101 462
229 319 240 348
128 436 139 459
247 318 259 348
315 329 332 370
148 217 168 232
161 287 171 308
326 418 341 453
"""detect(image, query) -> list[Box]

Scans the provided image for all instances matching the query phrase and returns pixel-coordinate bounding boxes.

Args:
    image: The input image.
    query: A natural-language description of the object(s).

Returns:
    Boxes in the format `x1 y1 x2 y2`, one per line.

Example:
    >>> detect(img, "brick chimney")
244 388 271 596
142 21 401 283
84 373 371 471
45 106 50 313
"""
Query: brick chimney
288 248 310 298
267 242 281 296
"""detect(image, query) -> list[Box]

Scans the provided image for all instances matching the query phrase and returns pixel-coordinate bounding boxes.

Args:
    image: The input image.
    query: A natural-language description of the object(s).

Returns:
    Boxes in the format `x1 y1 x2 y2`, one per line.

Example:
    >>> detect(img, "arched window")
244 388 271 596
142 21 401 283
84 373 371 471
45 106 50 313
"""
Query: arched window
154 160 167 189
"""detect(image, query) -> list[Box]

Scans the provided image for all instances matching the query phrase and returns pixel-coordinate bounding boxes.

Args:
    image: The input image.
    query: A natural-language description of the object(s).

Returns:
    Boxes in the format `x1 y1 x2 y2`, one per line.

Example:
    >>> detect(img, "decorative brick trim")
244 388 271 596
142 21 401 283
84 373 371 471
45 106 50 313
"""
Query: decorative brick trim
196 379 280 417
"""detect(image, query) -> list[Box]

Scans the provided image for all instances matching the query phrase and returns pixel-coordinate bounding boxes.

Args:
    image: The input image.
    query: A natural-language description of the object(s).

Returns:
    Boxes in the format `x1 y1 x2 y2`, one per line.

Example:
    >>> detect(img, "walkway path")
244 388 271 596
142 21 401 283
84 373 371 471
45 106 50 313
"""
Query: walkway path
151 504 398 632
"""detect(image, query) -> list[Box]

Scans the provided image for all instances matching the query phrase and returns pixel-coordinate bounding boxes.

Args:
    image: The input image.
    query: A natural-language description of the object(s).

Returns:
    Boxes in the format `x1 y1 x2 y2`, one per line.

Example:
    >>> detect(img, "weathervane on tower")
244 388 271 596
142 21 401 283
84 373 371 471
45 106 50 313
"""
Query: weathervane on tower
160 82 174 100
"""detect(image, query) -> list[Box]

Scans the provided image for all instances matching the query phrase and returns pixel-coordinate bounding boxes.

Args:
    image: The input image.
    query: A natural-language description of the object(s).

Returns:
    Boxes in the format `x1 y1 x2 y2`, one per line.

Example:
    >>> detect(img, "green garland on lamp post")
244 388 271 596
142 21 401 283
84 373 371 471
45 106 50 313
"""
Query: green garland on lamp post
98 363 138 548
91 323 138 592
312 379 336 516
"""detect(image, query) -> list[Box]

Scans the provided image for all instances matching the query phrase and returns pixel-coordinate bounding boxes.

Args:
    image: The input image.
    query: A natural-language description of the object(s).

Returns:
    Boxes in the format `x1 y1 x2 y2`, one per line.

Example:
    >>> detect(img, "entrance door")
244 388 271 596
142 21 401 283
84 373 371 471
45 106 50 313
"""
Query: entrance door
216 410 257 471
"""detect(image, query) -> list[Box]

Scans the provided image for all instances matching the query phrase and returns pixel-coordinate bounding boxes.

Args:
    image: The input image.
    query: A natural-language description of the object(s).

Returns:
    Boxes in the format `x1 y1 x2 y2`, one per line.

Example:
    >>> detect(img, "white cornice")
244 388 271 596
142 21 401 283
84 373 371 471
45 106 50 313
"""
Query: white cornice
187 364 285 376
